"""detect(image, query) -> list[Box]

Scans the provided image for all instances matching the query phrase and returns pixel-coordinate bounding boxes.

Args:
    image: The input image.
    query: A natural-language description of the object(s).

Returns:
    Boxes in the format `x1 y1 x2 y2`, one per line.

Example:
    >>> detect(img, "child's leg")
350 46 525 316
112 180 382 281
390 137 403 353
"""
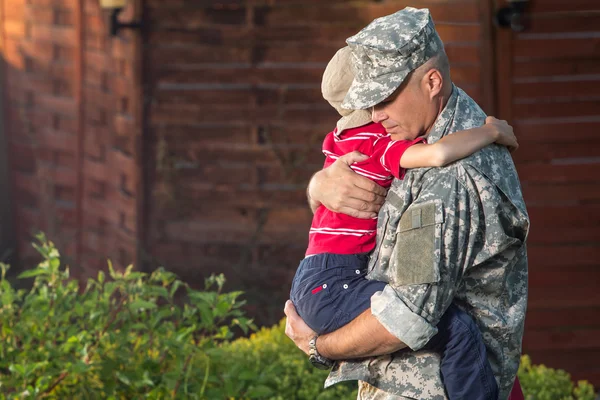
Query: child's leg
290 253 385 335
424 304 499 400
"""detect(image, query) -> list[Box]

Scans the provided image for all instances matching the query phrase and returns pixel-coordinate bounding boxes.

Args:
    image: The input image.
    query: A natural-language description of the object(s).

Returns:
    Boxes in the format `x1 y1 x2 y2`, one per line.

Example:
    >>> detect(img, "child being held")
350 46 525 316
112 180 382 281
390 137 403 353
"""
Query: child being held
290 47 518 400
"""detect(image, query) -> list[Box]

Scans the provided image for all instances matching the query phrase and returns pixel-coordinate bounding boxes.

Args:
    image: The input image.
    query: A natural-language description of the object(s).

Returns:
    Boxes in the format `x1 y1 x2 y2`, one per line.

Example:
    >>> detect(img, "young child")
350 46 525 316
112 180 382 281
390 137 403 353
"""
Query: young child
290 47 517 400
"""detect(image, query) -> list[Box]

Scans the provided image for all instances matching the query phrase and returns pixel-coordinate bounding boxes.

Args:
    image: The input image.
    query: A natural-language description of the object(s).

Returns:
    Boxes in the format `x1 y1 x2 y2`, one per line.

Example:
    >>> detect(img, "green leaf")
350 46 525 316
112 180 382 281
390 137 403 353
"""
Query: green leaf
169 280 184 298
129 300 157 312
247 385 274 397
17 268 49 279
115 371 132 386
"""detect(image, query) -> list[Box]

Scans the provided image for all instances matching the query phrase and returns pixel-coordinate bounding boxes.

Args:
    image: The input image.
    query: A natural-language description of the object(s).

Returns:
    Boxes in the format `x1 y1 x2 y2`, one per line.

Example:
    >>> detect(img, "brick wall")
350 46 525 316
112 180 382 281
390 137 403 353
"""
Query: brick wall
2 0 142 277
142 0 490 323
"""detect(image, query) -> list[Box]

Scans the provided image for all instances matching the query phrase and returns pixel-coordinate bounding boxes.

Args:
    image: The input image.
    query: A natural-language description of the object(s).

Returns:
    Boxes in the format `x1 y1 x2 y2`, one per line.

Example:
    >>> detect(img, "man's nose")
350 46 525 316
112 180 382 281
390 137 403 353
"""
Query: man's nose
371 107 386 123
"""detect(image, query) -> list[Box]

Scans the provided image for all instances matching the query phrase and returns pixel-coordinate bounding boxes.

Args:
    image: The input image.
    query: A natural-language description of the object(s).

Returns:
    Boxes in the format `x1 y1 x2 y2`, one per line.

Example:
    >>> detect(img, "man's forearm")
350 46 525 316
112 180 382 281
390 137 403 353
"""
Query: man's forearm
317 308 407 359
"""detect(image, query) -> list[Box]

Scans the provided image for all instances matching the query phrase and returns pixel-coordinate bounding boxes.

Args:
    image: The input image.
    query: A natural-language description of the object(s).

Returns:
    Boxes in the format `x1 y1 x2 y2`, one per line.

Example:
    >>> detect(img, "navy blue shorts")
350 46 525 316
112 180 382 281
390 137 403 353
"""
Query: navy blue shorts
290 253 498 400
289 253 386 334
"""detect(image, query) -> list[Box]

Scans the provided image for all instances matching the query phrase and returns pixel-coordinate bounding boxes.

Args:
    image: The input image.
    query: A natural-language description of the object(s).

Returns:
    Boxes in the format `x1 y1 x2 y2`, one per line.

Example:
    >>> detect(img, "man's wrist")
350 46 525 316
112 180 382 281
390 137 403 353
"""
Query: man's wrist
308 334 334 369
484 123 499 141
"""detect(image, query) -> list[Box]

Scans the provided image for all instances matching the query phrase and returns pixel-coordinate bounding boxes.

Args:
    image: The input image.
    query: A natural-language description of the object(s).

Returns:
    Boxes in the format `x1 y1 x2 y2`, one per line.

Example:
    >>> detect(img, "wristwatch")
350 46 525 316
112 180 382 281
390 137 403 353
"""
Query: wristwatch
308 335 334 370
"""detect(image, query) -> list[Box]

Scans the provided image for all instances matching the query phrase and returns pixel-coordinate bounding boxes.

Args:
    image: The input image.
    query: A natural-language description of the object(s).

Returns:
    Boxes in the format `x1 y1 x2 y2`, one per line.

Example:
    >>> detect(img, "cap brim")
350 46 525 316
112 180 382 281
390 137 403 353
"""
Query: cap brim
336 110 372 133
341 70 410 110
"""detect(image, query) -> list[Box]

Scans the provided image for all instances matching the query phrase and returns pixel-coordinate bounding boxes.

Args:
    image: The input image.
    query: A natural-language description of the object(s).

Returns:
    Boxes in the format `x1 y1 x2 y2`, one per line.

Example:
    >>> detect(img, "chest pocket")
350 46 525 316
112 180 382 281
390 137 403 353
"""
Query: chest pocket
388 200 444 287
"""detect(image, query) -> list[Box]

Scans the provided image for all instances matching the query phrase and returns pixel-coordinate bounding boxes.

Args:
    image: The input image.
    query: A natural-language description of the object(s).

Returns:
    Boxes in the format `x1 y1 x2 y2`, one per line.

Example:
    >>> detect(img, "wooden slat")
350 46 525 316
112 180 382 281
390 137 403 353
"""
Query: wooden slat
526 204 600 229
528 0 600 13
528 225 600 245
523 329 600 351
514 59 600 78
523 13 600 34
517 163 600 184
522 183 600 205
513 79 600 100
514 36 600 61
512 140 600 163
528 266 600 287
513 99 600 119
525 308 600 330
528 245 600 268
514 120 600 142
528 286 600 309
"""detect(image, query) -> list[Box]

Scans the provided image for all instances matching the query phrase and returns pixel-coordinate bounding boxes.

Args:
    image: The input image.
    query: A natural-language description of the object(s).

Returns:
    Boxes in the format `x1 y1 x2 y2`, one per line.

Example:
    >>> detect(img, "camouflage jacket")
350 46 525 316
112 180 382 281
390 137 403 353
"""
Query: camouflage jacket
324 86 530 400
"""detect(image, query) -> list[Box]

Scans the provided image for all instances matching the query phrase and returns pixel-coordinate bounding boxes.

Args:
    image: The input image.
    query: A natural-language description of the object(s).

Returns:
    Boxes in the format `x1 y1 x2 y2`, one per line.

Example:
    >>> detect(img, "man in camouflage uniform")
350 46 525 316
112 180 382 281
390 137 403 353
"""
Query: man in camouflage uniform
284 7 530 400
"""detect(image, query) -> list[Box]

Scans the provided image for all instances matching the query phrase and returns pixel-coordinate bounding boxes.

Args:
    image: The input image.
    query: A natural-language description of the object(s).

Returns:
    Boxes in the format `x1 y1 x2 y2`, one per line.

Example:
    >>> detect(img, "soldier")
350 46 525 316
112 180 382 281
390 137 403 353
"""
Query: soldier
284 7 530 400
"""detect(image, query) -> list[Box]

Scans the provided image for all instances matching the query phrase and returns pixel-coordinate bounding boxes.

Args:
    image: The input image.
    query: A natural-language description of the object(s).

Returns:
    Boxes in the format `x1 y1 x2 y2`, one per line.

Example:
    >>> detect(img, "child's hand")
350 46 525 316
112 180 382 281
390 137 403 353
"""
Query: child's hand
486 116 518 152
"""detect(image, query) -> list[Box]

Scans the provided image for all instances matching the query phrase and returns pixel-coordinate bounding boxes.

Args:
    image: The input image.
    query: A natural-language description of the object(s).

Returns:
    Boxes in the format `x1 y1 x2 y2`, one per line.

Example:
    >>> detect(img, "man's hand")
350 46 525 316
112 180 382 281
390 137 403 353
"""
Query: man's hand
284 300 315 355
308 151 387 219
485 116 518 152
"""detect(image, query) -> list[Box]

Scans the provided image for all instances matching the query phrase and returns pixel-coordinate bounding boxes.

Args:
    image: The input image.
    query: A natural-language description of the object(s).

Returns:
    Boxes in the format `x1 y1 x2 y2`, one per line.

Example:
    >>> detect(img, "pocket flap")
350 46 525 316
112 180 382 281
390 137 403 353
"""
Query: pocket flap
398 200 444 233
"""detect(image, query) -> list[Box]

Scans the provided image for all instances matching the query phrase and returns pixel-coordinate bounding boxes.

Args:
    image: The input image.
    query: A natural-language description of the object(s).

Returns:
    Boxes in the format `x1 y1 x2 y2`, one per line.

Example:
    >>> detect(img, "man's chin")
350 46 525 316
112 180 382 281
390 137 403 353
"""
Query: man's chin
390 132 415 141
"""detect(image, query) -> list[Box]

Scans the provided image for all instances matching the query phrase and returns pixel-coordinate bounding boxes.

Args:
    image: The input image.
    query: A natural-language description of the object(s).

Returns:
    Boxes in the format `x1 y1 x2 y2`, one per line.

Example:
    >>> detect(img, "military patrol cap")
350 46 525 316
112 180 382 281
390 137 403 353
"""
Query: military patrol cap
342 7 445 110
322 46 372 133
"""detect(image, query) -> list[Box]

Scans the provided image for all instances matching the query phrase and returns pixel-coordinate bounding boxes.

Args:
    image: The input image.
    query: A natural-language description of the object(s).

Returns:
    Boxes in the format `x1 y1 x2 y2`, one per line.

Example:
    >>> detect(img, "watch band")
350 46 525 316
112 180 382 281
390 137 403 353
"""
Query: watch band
308 335 334 370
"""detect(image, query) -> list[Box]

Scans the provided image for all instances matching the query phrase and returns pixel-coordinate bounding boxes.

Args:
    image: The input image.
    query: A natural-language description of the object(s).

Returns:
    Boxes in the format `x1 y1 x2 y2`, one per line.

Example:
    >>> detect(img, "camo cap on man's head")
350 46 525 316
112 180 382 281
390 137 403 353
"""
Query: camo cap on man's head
341 7 445 110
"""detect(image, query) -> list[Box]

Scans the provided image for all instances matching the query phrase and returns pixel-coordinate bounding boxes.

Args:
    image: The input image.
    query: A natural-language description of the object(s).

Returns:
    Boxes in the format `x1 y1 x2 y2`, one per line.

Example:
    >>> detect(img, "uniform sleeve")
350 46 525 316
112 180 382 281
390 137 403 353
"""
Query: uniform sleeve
370 167 485 350
374 138 425 179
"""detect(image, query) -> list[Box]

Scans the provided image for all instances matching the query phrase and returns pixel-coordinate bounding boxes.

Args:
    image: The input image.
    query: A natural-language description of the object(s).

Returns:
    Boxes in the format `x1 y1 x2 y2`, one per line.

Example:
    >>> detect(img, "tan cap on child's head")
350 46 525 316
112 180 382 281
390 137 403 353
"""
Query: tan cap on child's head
321 47 372 133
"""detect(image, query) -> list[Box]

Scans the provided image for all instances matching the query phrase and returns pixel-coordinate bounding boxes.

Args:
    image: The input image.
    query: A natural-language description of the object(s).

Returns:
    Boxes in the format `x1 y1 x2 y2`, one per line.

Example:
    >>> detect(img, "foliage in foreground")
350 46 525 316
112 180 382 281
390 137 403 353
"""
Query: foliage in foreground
0 235 595 399
0 234 254 399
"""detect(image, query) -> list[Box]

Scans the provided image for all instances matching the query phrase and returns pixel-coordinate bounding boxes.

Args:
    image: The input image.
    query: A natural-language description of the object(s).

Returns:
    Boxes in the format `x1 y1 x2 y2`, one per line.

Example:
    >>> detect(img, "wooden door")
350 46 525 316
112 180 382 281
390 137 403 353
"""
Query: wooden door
493 0 600 386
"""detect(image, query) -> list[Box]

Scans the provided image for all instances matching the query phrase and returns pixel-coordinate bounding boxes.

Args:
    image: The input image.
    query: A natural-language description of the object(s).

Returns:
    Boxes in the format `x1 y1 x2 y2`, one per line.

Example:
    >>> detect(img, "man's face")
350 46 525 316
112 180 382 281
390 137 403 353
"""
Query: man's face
370 74 437 141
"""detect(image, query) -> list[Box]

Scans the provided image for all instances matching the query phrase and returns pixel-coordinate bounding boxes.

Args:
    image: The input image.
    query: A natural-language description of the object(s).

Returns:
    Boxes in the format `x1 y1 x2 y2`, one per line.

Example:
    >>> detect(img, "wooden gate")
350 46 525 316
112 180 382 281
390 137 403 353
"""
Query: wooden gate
493 0 600 385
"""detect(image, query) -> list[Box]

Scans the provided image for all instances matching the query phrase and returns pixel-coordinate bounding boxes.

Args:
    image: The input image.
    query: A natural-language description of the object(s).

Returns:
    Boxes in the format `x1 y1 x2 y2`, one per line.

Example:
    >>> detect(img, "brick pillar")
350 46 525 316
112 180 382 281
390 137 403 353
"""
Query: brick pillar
1 0 143 277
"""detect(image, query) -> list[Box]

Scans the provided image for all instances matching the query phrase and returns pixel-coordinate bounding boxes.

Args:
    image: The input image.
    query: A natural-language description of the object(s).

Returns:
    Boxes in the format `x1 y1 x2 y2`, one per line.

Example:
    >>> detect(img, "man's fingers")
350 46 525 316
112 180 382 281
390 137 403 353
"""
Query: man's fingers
337 206 378 219
284 300 297 318
352 175 387 198
284 300 297 338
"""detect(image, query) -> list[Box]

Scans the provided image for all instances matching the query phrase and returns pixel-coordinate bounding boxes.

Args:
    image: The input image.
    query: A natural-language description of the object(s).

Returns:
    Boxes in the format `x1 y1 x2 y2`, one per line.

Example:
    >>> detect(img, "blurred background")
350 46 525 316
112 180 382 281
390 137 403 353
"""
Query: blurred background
0 0 598 388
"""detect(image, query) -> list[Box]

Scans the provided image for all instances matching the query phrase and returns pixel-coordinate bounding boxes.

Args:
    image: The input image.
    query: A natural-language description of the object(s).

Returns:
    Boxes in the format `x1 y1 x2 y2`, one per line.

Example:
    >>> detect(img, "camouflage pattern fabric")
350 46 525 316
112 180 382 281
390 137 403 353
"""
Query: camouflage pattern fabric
324 85 530 400
342 7 445 111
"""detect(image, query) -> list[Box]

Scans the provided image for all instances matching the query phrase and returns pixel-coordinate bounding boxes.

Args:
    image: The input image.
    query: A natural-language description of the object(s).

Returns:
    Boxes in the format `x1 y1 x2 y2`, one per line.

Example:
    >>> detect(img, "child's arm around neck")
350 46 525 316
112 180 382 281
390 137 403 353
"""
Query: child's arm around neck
400 116 517 169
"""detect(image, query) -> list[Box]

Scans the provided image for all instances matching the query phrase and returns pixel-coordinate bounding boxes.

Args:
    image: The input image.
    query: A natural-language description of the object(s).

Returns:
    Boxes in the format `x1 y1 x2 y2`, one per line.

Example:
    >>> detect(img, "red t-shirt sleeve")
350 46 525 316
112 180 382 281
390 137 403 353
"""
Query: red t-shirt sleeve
321 131 337 169
375 137 426 179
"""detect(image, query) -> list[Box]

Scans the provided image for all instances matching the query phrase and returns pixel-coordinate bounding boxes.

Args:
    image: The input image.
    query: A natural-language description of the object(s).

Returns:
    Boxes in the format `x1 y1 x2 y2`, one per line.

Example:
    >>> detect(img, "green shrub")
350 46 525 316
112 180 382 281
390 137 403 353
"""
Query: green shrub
0 234 255 399
207 320 357 399
0 235 596 399
519 355 595 400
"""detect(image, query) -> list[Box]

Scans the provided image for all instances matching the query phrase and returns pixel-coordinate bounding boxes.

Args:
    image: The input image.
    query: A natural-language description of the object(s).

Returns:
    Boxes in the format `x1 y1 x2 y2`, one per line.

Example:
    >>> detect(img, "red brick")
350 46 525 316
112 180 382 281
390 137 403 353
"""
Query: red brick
83 158 109 181
33 0 78 9
84 14 105 34
83 0 101 14
148 44 251 66
110 39 136 61
85 103 108 125
36 93 77 115
148 7 247 29
37 127 78 152
84 140 106 161
113 113 136 136
85 32 107 51
4 0 26 20
3 40 26 69
4 21 27 38
31 25 77 46
10 143 36 173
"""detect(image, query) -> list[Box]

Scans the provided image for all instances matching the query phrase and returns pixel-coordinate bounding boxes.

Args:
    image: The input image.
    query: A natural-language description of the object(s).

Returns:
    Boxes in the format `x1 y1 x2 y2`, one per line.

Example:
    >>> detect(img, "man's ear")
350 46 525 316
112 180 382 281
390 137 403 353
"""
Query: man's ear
424 69 443 99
